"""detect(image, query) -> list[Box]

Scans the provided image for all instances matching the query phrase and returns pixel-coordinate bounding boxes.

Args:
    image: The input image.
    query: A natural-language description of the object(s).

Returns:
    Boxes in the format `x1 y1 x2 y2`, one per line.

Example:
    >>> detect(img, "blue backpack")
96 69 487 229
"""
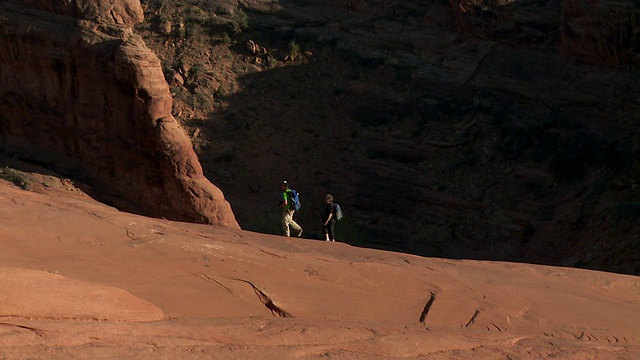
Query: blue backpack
288 189 301 211
334 203 343 220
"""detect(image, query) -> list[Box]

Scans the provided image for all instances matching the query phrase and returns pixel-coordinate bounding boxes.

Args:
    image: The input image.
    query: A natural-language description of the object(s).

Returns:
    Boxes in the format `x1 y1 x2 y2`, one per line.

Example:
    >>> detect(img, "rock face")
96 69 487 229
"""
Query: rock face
130 0 640 275
15 0 144 26
446 0 638 66
0 1 239 228
558 0 638 66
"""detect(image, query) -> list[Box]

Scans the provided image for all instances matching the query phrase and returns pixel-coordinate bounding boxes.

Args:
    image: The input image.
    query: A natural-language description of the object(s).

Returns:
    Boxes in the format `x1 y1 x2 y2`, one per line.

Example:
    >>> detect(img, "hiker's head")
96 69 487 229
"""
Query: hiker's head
281 180 289 190
325 194 333 203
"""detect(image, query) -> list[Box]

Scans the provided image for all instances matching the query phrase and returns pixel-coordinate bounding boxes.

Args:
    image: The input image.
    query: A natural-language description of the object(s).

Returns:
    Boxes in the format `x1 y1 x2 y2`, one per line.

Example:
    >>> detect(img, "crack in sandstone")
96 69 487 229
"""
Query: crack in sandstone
0 322 46 338
197 273 232 292
419 292 436 325
0 315 104 322
569 330 637 344
259 249 287 259
464 309 480 328
198 274 293 318
231 278 293 318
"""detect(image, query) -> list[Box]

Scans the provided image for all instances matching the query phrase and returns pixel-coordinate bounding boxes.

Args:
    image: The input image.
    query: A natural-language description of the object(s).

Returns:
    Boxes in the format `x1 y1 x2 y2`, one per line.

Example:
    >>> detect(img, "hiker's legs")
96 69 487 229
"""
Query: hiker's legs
283 209 302 237
327 220 336 241
323 223 331 241
291 220 302 237
282 210 291 236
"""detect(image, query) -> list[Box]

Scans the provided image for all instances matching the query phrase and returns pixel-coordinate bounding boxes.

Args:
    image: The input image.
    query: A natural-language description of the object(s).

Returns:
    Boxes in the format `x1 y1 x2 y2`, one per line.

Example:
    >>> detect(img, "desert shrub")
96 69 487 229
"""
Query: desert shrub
217 33 232 45
183 22 205 40
214 84 227 97
189 63 206 80
190 87 214 108
231 9 249 34
266 56 279 68
184 5 207 22
0 167 32 190
175 26 187 39
161 64 174 82
287 40 301 61
170 85 189 103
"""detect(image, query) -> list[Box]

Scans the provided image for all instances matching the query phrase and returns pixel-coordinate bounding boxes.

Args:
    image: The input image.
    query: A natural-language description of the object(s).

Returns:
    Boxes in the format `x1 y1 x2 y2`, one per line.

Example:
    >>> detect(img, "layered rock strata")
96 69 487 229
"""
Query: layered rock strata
0 1 238 227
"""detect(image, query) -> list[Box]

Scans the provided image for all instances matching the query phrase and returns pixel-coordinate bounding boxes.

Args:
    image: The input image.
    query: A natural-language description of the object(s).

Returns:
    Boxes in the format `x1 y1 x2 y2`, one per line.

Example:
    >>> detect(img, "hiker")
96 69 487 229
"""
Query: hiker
322 193 337 242
280 180 303 237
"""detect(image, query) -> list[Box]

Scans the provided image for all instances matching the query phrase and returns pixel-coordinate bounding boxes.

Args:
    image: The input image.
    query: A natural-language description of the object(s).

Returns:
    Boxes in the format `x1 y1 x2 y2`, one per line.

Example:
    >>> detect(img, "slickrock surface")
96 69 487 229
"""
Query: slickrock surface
0 179 638 359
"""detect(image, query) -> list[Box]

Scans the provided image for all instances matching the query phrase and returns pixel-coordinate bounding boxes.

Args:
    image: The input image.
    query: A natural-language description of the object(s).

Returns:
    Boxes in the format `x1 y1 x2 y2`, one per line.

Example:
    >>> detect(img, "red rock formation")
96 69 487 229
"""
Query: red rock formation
0 1 239 228
558 0 637 66
448 0 639 66
14 0 144 25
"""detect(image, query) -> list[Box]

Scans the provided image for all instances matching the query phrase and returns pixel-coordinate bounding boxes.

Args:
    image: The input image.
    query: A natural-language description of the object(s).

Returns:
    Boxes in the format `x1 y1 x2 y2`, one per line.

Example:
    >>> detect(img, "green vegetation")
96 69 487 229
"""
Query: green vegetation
231 9 249 35
0 167 32 190
139 0 250 43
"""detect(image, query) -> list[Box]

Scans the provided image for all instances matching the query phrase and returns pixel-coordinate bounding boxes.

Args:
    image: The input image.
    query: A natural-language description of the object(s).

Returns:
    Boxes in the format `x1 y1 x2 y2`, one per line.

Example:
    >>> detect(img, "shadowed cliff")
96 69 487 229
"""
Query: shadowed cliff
0 1 238 227
137 0 640 275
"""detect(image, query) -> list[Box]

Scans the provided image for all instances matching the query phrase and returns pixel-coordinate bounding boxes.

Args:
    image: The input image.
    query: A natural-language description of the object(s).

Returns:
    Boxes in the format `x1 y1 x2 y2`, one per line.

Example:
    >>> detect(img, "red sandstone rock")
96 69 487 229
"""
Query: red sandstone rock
0 178 638 358
0 2 238 227
559 0 636 66
14 0 143 25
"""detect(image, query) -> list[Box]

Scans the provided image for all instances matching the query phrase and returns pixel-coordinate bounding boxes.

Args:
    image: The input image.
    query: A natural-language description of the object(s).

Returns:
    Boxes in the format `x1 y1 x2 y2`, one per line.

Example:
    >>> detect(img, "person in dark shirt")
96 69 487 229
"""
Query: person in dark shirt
323 193 337 242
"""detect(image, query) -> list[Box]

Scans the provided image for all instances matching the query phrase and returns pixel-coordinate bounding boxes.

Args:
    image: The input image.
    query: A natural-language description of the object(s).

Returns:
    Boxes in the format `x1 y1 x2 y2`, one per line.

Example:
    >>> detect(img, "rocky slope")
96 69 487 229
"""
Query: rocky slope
0 0 237 227
1 0 639 275
0 178 638 358
134 0 640 275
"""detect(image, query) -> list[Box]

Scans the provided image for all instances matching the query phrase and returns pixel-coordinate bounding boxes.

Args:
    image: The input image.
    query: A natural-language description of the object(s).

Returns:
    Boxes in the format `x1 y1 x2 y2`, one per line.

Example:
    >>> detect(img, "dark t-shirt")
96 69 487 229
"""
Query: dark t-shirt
323 203 336 222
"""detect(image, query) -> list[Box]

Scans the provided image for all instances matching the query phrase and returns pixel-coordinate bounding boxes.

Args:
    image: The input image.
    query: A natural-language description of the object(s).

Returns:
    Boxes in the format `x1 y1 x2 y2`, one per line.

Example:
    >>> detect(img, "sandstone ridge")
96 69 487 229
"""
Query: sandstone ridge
0 1 238 227
0 179 639 358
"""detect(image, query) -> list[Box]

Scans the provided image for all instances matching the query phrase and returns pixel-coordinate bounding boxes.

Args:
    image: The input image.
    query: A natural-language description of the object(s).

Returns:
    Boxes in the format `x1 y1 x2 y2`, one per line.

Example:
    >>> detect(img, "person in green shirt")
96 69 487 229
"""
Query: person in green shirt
280 180 303 237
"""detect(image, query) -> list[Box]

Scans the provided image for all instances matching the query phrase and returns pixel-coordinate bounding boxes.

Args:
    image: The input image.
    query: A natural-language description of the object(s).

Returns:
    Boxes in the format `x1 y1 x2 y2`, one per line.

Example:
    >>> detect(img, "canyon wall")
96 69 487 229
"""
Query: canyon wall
0 1 238 228
329 0 638 66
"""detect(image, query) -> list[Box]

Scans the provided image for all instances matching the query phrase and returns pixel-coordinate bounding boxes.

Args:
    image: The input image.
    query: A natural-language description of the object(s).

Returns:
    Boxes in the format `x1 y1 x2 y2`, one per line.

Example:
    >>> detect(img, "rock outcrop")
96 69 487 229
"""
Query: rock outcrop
0 1 239 228
445 0 638 66
131 0 640 275
558 0 638 66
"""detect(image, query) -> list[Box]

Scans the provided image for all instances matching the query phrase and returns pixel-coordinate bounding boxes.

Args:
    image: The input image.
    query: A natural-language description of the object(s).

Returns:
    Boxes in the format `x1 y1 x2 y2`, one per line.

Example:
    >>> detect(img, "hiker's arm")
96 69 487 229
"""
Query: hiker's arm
280 192 288 207
324 212 333 225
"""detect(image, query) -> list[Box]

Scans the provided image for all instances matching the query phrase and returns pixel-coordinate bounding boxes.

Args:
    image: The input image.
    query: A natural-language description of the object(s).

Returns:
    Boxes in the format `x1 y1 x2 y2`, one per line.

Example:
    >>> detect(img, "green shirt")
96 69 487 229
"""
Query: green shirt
283 190 293 210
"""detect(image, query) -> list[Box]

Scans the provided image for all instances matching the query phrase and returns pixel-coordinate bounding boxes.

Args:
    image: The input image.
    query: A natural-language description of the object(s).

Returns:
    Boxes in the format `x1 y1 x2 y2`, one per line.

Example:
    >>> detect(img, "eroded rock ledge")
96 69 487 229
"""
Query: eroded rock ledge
0 1 238 228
